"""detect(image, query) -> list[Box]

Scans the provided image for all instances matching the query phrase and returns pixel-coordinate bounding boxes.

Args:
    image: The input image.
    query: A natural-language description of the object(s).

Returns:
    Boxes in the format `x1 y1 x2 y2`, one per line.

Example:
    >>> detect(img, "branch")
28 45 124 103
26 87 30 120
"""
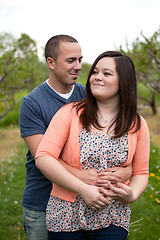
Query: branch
138 96 150 104
0 97 22 119
0 70 7 86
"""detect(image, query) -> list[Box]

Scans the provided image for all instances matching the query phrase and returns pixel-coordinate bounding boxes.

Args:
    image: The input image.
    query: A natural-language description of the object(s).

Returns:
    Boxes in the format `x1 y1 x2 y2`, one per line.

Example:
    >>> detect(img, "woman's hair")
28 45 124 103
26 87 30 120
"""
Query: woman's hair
74 51 141 138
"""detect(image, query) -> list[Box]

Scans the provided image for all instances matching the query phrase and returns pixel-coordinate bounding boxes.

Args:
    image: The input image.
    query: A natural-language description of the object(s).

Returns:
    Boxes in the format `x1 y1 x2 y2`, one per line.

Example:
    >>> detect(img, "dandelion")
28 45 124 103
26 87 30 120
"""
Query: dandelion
150 173 155 177
152 149 156 153
14 200 18 205
149 195 153 198
158 169 160 172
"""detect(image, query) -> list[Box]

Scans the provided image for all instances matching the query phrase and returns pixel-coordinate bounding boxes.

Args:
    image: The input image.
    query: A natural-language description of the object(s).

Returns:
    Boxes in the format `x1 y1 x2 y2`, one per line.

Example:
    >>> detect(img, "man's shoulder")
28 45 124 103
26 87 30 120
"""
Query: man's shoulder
24 82 47 100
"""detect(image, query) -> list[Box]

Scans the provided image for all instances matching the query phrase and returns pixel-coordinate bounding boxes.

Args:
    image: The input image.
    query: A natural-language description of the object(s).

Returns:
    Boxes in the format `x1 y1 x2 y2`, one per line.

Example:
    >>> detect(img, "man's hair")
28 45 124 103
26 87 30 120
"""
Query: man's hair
45 34 78 61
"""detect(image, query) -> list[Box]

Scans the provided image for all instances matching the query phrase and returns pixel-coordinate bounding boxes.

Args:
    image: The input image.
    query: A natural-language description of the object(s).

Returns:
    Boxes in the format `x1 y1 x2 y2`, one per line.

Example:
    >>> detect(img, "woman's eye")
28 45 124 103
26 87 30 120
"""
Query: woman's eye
104 72 111 76
92 71 98 75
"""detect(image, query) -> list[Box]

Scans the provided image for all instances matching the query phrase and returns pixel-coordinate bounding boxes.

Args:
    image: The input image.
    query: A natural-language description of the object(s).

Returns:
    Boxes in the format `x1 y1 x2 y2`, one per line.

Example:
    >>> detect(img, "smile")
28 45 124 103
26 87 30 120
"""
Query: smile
93 83 104 87
70 73 79 77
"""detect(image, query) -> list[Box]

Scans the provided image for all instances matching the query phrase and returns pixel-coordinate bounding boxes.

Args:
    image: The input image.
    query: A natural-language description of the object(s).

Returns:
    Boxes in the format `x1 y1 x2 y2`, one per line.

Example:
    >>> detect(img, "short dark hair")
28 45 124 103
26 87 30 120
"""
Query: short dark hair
45 34 78 61
74 51 140 138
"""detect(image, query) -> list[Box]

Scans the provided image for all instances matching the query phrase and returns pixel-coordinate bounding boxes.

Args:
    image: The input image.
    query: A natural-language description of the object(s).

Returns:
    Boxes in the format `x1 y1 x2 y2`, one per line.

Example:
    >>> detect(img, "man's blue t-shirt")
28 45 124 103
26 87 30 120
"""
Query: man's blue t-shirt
19 81 86 211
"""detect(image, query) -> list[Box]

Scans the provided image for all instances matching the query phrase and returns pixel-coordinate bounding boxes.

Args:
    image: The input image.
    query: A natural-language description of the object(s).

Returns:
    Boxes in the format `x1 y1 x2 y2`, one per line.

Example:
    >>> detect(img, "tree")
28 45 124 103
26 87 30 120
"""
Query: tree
0 32 47 120
119 28 160 115
79 62 91 85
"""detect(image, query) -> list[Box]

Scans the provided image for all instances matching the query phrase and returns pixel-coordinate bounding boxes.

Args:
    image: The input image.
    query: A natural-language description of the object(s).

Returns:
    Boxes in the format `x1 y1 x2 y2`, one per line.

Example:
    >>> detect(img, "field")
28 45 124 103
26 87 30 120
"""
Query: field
0 110 160 239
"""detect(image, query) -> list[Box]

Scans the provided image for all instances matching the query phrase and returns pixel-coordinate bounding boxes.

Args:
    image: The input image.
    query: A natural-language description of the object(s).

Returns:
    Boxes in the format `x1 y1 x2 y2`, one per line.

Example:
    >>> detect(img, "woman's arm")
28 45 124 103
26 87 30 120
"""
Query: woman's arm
35 156 110 209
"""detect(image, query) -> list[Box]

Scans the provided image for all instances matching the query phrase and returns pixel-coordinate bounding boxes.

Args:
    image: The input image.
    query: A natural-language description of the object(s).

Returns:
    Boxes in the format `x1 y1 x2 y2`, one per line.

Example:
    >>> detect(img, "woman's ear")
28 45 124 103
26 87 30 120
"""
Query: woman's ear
46 57 55 70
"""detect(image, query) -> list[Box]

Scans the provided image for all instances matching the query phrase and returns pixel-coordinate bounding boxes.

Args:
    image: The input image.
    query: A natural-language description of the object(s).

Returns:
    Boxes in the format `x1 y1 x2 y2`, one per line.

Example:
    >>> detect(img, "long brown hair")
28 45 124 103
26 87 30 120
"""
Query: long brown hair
74 51 141 138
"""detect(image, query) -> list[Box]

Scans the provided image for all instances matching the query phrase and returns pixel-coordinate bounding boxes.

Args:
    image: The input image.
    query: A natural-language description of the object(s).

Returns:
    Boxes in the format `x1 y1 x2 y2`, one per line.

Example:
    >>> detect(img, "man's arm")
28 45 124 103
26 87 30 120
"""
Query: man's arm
24 134 44 158
24 135 129 186
24 134 99 185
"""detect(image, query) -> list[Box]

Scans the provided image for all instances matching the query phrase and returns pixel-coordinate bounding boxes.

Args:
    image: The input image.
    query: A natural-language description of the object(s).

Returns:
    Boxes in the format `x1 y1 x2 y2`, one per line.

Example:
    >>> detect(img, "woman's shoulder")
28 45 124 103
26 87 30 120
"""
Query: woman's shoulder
56 102 81 121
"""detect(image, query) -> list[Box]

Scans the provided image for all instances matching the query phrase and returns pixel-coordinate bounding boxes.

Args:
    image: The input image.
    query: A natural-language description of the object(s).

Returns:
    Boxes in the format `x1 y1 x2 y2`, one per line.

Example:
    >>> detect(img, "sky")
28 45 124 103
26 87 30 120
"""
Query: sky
0 0 160 64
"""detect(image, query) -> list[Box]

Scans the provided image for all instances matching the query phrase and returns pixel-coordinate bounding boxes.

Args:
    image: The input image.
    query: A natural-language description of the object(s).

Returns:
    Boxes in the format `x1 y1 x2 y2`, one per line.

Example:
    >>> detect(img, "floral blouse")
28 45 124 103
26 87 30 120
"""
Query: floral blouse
46 127 131 232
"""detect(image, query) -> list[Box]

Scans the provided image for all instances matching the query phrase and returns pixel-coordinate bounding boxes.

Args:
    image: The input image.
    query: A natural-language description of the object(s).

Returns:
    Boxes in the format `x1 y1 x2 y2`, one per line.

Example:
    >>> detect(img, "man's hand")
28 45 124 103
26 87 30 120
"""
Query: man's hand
97 164 132 186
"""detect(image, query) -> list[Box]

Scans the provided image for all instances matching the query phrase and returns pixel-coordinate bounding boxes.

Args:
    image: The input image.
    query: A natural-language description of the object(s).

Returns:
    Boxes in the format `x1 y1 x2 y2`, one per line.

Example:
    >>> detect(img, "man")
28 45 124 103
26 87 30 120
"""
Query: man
19 35 131 240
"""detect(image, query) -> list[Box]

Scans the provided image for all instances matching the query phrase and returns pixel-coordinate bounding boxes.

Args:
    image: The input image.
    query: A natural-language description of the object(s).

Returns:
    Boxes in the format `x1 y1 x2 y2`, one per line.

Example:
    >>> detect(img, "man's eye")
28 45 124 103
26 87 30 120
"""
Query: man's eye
67 60 73 63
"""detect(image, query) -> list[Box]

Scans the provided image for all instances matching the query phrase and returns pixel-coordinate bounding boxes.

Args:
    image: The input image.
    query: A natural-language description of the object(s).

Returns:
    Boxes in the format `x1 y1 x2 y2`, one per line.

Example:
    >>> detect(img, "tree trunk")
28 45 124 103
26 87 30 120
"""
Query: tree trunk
150 93 157 115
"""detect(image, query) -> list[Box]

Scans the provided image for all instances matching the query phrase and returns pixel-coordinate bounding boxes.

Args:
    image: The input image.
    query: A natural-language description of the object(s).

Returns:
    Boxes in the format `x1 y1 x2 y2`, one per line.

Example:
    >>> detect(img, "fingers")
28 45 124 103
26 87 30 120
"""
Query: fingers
97 172 119 185
89 195 111 210
97 176 119 185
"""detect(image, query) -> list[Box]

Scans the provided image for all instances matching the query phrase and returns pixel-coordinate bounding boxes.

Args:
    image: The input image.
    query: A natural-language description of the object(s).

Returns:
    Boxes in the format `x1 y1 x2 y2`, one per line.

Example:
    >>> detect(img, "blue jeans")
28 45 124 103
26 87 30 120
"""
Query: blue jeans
48 224 128 240
23 207 48 240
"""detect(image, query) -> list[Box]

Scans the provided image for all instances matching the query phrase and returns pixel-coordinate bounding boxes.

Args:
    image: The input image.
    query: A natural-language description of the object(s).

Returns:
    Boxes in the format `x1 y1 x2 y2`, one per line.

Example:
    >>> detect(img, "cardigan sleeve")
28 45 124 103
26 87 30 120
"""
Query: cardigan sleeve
35 104 72 160
131 116 150 177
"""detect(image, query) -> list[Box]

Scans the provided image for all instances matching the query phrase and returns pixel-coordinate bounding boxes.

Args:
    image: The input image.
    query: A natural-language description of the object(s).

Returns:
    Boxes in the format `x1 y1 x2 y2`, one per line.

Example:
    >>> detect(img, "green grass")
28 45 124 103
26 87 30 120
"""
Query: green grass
0 142 27 240
128 143 160 239
0 136 160 239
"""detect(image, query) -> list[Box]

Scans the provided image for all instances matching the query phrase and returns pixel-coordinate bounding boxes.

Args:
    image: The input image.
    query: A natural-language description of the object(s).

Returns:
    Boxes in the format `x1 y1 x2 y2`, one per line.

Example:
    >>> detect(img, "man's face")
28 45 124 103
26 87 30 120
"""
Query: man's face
51 41 83 93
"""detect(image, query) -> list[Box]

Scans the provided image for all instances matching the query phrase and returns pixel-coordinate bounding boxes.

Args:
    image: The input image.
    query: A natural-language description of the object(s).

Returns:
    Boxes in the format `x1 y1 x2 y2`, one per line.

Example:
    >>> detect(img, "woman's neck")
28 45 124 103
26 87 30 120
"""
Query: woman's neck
97 100 119 121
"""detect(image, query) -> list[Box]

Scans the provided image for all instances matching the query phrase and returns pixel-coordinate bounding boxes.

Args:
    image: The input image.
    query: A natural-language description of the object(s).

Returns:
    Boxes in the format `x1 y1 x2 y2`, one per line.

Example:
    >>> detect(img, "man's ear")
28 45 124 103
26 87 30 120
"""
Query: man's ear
46 57 55 70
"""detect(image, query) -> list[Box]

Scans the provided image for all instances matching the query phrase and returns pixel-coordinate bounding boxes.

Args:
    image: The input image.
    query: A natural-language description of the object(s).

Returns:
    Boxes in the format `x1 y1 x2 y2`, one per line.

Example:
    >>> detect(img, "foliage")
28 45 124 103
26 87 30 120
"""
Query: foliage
0 32 48 120
119 27 160 115
78 62 91 85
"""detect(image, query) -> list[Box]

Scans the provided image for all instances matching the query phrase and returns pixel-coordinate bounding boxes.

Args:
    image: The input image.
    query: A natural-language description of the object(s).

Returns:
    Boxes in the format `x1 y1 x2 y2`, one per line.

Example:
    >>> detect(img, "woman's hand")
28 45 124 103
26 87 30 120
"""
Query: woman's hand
105 175 148 203
79 184 111 210
101 181 135 204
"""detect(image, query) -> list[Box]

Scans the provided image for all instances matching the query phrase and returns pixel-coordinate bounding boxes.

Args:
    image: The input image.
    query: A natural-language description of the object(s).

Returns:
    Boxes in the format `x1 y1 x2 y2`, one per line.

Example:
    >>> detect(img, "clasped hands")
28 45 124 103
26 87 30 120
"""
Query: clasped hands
80 166 132 210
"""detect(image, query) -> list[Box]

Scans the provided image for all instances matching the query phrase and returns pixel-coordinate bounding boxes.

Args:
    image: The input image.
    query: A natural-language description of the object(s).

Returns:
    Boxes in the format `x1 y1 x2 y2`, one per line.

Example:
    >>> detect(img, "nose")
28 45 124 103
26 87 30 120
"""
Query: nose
95 73 102 81
74 60 82 71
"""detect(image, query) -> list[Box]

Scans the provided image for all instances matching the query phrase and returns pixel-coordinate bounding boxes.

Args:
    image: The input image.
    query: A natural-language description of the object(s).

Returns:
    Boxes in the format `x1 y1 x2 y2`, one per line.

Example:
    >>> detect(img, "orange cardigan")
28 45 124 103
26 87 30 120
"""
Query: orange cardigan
36 103 150 202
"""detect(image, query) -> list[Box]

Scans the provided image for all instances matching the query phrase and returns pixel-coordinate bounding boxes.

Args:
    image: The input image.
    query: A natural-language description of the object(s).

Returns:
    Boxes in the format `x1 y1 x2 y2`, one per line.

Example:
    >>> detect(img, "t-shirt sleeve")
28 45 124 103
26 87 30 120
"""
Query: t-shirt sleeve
35 105 72 160
132 117 150 177
19 97 46 138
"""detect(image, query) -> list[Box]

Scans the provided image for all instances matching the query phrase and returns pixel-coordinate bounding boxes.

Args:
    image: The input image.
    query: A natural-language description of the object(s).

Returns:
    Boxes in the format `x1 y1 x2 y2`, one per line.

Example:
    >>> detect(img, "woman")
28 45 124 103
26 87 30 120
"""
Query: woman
35 51 150 240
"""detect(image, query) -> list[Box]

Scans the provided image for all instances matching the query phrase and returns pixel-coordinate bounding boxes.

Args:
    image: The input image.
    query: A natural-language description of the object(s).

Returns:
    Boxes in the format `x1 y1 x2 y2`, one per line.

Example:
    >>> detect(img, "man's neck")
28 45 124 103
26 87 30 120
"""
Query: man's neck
47 78 74 94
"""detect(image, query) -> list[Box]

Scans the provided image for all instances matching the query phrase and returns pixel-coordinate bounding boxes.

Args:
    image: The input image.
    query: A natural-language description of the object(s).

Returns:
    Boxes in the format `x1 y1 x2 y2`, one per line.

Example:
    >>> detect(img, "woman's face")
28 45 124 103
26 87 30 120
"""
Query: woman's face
89 57 120 103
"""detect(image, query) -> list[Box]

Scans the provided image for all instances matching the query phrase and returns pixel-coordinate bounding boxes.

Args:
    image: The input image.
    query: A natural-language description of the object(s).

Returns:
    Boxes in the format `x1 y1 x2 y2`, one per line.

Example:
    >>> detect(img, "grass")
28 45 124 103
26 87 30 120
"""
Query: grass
0 142 27 240
128 142 160 239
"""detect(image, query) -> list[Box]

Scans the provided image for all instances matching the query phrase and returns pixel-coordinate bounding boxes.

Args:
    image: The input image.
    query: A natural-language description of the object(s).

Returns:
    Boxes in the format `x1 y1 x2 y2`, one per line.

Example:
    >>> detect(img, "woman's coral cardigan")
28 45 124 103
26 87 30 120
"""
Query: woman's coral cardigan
36 103 150 203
